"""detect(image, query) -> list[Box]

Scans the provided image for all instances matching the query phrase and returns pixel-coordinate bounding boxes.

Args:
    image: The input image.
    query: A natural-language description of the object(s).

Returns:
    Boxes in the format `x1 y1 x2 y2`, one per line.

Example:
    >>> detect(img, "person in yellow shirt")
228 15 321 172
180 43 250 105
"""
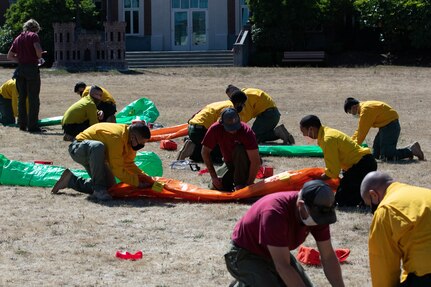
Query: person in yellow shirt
299 114 377 206
226 84 295 145
184 95 246 163
344 98 424 161
51 122 154 200
0 79 19 125
62 85 103 140
74 82 117 123
360 171 431 287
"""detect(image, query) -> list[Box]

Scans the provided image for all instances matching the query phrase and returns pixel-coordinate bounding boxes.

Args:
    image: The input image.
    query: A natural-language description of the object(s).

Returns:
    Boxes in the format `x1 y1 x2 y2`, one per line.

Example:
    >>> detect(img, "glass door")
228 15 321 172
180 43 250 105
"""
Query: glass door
173 10 189 50
172 0 208 50
190 10 207 50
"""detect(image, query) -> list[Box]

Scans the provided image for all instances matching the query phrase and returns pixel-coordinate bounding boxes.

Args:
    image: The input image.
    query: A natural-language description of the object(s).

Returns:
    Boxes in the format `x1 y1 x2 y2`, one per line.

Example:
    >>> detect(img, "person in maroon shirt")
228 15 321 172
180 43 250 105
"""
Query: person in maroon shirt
7 19 45 133
201 108 260 191
225 180 345 287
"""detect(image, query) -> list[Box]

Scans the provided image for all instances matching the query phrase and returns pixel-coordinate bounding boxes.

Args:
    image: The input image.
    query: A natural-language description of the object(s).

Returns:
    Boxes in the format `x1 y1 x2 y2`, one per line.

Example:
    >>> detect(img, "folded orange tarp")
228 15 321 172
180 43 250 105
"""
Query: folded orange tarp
149 123 188 142
109 167 339 201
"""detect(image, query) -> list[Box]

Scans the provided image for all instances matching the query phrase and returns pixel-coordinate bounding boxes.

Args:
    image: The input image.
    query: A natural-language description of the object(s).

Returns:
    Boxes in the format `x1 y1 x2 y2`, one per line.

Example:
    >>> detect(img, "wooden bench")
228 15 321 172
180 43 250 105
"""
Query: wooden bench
282 51 326 64
0 53 15 66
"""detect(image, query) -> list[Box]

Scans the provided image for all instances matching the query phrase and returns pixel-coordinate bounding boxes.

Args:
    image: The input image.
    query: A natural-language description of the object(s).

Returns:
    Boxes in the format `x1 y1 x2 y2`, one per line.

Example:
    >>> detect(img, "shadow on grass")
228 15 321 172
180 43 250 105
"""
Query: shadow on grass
336 205 371 214
379 159 425 164
88 195 257 207
88 196 182 208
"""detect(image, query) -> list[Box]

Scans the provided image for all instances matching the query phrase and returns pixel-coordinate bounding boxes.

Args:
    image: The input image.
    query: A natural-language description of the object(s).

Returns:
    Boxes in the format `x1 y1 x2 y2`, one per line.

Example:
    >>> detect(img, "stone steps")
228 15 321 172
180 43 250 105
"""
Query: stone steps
126 50 233 68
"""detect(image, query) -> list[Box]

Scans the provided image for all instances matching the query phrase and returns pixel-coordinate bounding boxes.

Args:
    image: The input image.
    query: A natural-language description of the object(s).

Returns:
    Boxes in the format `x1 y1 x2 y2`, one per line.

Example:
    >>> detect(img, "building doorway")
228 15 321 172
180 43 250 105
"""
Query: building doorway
172 0 208 51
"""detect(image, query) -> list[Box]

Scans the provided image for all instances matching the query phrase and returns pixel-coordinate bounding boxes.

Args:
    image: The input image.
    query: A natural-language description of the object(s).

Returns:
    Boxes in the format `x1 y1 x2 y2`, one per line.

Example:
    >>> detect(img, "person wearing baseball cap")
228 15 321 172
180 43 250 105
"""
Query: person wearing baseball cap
201 108 261 191
225 180 344 287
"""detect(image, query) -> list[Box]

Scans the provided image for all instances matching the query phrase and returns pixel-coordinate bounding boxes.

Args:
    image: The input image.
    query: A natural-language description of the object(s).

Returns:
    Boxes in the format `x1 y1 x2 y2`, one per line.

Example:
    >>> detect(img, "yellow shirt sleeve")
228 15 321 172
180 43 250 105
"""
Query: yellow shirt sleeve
352 102 375 144
352 101 399 144
105 135 140 186
321 136 342 178
369 207 403 287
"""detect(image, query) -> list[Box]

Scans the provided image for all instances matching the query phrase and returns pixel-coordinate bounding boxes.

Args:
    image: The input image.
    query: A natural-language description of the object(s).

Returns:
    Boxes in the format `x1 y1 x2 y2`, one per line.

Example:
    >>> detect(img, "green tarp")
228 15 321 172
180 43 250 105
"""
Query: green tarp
38 116 64 126
258 143 368 157
0 151 163 188
37 98 160 126
258 145 325 157
115 98 160 124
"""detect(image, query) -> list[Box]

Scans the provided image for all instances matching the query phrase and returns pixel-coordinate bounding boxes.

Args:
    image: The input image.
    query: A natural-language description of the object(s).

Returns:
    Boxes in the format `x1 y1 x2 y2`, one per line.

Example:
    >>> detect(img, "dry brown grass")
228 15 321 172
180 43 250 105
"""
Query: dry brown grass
0 66 430 286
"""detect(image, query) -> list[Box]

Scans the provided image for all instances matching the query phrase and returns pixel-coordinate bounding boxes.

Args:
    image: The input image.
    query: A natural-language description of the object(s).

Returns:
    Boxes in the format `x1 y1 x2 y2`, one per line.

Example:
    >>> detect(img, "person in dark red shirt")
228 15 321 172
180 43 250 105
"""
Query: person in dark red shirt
7 19 45 133
225 180 345 287
201 108 260 191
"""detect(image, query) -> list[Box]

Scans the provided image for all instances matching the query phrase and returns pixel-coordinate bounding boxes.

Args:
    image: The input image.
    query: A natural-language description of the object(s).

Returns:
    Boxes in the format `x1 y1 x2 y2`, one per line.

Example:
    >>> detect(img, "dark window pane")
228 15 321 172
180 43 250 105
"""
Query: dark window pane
133 11 139 34
125 11 131 33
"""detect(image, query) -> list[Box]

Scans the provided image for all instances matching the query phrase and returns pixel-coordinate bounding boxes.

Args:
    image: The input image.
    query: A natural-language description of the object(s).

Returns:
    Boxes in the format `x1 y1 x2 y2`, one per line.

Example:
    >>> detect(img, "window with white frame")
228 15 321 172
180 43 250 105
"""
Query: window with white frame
172 0 208 9
124 0 140 34
240 0 249 27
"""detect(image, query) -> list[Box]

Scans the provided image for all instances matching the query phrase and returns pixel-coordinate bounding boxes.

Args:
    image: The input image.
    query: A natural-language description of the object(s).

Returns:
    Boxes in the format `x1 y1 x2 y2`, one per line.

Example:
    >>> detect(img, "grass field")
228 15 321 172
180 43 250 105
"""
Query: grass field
0 66 430 286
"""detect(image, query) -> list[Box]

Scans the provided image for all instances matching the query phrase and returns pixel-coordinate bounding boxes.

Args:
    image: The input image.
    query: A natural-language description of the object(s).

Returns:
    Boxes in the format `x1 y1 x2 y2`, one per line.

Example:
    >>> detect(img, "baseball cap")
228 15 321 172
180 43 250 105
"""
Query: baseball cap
220 108 241 132
301 180 337 225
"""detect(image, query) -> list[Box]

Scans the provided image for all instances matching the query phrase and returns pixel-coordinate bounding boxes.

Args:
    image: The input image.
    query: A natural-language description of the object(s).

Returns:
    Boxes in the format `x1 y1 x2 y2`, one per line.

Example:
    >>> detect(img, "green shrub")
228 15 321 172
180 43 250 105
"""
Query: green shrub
4 0 100 65
354 0 431 50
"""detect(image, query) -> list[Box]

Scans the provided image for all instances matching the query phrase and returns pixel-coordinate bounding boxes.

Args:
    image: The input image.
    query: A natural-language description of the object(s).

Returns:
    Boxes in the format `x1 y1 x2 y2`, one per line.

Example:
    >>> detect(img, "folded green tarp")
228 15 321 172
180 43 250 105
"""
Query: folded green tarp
0 151 163 188
38 116 63 126
37 98 160 126
258 145 325 157
258 143 368 157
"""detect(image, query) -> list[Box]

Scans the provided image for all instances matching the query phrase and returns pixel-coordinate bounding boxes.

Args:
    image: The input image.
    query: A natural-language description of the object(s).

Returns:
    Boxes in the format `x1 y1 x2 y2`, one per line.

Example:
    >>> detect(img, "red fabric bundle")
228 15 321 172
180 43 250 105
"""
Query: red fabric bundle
296 245 350 265
160 140 178 150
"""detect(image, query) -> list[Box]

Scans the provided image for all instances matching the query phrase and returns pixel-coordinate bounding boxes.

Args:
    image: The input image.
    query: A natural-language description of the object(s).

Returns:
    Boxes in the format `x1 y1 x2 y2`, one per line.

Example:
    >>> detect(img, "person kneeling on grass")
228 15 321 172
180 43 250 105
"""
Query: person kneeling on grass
74 82 117 123
299 114 377 207
225 180 344 287
201 108 260 191
61 85 104 141
51 122 154 200
344 97 424 161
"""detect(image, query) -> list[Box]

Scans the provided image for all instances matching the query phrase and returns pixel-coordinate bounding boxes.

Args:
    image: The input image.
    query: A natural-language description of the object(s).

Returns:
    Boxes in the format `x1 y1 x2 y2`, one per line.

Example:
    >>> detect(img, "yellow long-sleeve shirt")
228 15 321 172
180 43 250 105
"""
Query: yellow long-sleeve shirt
62 96 99 126
81 86 116 104
369 182 431 287
75 123 143 186
239 88 276 122
0 79 19 116
189 100 233 129
352 101 399 144
318 125 371 178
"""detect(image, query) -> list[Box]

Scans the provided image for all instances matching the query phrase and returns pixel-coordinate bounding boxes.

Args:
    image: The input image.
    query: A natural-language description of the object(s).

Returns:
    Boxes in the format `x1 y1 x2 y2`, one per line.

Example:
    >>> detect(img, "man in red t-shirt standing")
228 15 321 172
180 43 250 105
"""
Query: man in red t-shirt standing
225 180 345 287
201 108 260 191
7 19 45 133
